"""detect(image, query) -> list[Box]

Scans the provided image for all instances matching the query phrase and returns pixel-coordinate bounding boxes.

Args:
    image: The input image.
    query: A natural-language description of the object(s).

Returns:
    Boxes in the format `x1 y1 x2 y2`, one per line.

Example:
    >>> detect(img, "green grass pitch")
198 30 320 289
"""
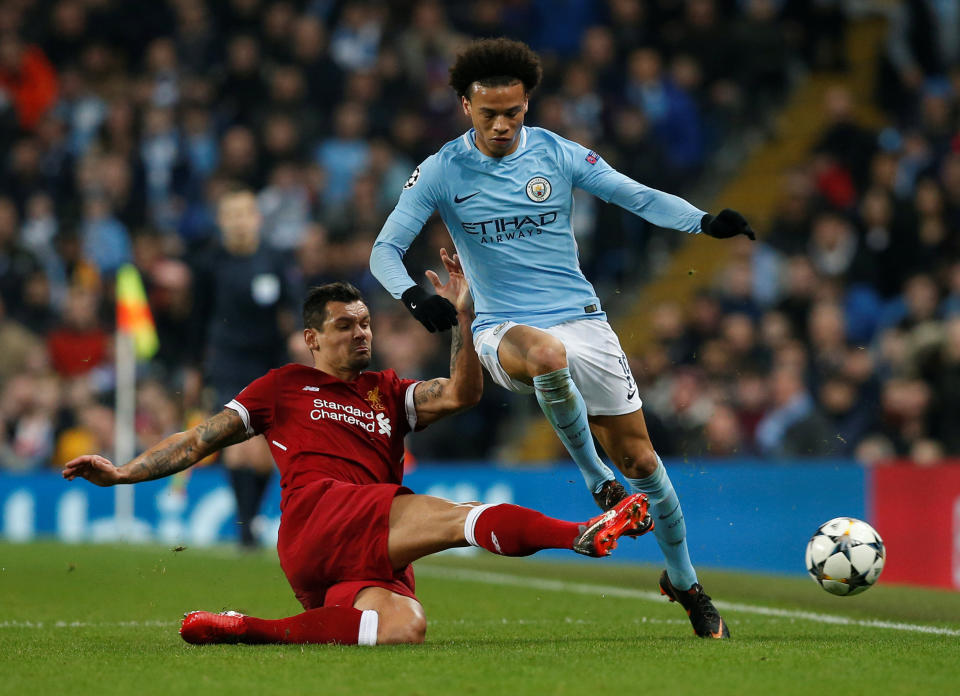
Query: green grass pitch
2 541 959 696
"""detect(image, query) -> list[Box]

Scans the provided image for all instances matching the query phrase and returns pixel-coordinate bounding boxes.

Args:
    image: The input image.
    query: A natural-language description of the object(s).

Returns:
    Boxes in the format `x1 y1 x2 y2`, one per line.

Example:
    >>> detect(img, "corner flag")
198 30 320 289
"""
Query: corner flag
116 264 159 360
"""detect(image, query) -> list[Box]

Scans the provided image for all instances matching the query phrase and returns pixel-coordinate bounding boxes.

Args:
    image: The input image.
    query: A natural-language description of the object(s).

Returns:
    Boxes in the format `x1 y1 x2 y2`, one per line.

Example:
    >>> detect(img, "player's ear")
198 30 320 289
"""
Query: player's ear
461 95 471 117
303 327 319 351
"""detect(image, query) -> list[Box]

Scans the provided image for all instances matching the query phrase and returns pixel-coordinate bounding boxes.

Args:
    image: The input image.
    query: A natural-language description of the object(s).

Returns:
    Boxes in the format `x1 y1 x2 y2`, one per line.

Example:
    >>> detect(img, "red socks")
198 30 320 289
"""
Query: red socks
242 606 379 645
464 503 580 556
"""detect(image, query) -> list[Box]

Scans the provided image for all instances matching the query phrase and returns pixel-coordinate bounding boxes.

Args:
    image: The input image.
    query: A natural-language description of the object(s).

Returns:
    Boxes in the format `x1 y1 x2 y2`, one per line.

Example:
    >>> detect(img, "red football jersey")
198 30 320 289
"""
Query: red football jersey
226 363 420 497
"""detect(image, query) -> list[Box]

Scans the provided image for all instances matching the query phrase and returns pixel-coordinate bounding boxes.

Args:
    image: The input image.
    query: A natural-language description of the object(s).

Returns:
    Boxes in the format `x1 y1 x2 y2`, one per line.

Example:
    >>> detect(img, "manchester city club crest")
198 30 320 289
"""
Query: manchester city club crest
525 176 551 202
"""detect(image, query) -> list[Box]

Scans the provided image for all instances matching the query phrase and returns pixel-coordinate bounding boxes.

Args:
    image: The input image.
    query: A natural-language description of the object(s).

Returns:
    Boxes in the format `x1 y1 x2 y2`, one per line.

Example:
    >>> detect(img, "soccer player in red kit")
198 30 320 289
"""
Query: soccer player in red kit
63 249 652 646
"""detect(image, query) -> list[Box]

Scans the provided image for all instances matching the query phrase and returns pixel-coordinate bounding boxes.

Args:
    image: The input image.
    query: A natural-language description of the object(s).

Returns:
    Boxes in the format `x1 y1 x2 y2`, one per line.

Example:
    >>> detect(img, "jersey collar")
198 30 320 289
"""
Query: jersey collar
464 126 528 162
296 363 366 386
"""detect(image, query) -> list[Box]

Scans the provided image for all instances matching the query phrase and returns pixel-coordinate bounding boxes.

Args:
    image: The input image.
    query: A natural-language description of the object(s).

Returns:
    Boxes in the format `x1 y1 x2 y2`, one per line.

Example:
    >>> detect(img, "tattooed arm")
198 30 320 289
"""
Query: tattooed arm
62 409 249 487
413 249 483 428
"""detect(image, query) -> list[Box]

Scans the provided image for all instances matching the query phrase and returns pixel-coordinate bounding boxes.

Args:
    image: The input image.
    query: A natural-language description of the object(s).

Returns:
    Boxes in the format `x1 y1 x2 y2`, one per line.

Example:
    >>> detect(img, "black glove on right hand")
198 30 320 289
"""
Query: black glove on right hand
701 209 756 240
401 285 458 333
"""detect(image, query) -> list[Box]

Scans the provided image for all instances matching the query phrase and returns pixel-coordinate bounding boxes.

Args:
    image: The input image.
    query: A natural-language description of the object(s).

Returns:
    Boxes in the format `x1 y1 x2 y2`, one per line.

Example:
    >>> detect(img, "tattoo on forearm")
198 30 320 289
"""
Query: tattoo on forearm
450 327 463 373
132 438 194 481
130 410 246 482
414 379 444 405
196 410 246 446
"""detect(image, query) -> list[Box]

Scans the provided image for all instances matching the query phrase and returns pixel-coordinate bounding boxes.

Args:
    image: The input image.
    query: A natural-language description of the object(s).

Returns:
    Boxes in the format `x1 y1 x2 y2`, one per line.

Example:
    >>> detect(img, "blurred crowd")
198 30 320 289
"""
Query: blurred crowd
0 0 912 472
638 23 960 465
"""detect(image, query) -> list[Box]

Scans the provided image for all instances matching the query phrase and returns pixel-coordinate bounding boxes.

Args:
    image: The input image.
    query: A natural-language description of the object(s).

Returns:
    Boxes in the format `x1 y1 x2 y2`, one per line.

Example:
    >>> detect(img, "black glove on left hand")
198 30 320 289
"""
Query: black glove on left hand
401 285 458 333
701 209 756 240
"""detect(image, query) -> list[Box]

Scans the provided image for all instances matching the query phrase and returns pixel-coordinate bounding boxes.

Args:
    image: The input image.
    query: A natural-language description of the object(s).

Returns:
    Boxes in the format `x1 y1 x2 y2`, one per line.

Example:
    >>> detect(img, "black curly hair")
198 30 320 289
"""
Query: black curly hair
449 38 542 99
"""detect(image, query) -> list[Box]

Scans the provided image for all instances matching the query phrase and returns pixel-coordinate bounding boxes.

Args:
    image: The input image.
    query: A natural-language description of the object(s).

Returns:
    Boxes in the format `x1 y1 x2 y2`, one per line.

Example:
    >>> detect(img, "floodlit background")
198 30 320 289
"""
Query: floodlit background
1 0 959 589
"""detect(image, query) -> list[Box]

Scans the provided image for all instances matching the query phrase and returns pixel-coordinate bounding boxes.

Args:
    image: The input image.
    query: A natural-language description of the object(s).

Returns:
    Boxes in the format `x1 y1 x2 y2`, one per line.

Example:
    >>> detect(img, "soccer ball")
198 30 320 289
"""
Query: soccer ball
805 517 885 596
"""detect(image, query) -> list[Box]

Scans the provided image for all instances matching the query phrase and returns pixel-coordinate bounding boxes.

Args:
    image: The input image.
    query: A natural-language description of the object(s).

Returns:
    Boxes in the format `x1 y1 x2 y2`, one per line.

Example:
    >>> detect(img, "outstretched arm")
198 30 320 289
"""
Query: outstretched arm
62 409 249 486
413 249 483 428
561 138 754 239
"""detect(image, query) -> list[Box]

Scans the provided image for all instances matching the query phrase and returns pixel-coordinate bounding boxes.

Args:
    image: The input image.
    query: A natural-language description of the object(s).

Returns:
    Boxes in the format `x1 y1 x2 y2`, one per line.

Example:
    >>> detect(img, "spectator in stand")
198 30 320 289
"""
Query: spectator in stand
807 211 873 285
814 86 878 196
315 102 371 206
397 0 464 91
329 1 385 73
290 16 342 108
766 166 816 256
818 373 875 457
624 46 705 178
0 373 60 471
732 370 769 451
807 302 849 385
47 285 109 379
217 34 266 127
720 312 768 374
216 126 261 189
0 197 42 311
695 402 744 457
0 32 59 131
732 0 792 110
80 194 132 274
756 366 834 457
0 297 43 390
878 0 960 122
716 258 761 320
148 258 195 381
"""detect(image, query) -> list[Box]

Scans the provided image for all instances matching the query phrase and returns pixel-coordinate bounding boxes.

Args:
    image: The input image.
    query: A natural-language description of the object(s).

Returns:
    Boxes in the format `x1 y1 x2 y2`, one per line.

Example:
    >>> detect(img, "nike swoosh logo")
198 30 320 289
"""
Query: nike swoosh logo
410 303 417 309
626 389 637 400
710 618 727 639
659 503 681 520
454 192 480 203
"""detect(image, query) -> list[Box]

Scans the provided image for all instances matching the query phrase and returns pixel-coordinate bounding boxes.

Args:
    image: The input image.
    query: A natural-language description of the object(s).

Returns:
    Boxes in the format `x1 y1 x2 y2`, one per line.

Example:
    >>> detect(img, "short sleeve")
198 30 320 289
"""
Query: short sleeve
380 369 420 434
227 370 276 436
383 154 443 235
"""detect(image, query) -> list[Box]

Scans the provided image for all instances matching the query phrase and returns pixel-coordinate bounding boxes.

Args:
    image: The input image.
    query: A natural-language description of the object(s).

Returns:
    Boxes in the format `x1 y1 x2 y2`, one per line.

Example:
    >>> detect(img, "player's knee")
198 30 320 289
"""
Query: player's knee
377 608 426 645
617 444 659 479
403 614 427 644
525 339 567 375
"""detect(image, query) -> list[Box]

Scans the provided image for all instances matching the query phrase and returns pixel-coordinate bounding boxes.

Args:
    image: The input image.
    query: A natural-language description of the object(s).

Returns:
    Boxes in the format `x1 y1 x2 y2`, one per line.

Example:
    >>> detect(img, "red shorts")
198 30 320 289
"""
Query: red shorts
277 478 417 610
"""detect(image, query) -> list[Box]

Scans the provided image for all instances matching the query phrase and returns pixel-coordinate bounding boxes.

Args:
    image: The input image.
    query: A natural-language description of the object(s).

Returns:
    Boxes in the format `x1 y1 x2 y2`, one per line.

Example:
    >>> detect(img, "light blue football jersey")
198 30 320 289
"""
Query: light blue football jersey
370 126 706 332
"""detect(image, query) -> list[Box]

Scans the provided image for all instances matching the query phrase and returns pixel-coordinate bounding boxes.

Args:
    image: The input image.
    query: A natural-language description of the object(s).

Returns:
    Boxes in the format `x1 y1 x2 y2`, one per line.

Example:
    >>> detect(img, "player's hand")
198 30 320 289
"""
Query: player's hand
62 454 124 487
426 248 473 315
701 209 756 240
401 284 458 333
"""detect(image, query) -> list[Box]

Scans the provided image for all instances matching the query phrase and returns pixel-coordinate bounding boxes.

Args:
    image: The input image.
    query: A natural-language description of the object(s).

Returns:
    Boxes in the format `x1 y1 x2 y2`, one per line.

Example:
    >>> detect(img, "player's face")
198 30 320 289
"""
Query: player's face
462 81 528 158
217 191 262 255
307 300 372 373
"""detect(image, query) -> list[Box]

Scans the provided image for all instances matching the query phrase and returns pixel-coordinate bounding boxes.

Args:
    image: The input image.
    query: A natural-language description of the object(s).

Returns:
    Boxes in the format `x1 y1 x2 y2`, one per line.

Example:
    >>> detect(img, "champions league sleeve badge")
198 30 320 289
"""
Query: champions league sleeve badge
525 176 551 202
403 166 421 190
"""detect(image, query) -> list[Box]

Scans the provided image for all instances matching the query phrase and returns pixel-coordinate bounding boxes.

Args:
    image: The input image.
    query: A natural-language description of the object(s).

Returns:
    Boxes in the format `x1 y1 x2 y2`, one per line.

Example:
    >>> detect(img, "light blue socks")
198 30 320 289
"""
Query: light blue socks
626 455 698 590
533 368 615 494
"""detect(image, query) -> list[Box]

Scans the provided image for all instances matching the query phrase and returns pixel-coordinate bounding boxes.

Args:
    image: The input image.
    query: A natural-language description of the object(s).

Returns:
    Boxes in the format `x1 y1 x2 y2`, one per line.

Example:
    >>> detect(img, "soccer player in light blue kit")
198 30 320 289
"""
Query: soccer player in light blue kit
371 38 754 638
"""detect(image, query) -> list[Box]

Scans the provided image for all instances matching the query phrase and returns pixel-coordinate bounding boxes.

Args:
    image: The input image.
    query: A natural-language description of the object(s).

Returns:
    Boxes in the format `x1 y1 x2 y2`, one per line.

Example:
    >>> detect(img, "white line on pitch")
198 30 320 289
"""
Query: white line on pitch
416 566 960 637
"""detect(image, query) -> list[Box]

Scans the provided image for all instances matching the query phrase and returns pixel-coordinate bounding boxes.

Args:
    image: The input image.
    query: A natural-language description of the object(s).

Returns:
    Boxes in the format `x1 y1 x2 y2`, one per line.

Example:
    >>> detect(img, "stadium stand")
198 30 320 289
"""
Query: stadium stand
1 0 957 470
